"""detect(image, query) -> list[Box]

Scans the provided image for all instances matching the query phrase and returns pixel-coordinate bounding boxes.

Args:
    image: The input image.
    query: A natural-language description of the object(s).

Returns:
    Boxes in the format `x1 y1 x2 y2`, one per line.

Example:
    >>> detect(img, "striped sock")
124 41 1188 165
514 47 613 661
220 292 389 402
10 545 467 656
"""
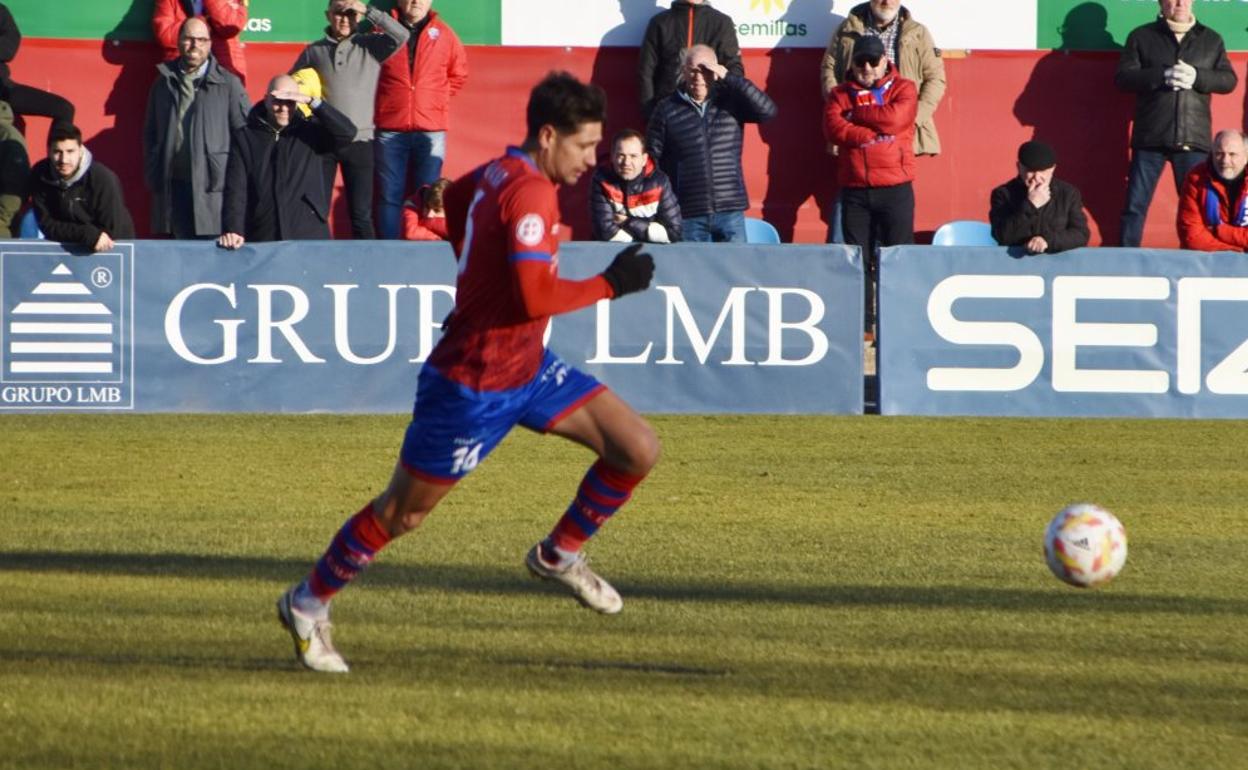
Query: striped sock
547 460 646 554
305 504 393 602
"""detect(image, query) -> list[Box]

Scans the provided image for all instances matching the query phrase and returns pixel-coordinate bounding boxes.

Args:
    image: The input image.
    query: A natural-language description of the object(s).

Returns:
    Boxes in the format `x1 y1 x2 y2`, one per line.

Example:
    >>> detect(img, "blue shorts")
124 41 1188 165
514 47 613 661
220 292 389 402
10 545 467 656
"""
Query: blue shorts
399 350 605 483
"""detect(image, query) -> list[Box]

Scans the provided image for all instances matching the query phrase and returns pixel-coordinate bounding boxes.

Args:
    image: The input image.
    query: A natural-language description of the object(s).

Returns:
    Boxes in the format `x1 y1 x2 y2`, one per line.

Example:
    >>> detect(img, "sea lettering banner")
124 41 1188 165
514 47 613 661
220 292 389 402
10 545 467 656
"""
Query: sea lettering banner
878 246 1248 418
0 241 863 414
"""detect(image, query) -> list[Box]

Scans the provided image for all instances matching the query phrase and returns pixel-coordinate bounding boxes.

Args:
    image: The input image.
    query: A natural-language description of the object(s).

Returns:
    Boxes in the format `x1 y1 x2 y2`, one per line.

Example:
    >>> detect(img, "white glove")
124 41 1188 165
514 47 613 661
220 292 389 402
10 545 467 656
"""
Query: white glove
1172 60 1196 90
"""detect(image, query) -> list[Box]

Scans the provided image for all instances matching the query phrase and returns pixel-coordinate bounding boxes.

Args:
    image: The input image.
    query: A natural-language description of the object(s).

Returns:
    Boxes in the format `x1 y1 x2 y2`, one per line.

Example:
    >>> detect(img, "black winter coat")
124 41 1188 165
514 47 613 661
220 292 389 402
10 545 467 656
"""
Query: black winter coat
0 4 18 83
638 0 743 118
1114 18 1238 152
989 177 1090 254
222 100 356 241
646 75 776 219
30 154 135 249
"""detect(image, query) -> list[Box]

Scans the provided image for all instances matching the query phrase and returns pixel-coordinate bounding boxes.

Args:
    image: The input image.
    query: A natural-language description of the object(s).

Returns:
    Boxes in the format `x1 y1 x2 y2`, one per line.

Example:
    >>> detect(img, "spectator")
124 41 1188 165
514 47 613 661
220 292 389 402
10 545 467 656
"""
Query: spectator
990 141 1090 255
0 3 74 128
143 16 248 240
293 0 408 239
0 99 28 237
1178 129 1248 252
152 0 248 83
822 0 945 158
374 0 467 240
29 124 134 252
590 128 681 243
401 177 449 241
218 74 357 248
823 35 917 332
1114 0 1238 247
638 0 743 119
646 45 775 243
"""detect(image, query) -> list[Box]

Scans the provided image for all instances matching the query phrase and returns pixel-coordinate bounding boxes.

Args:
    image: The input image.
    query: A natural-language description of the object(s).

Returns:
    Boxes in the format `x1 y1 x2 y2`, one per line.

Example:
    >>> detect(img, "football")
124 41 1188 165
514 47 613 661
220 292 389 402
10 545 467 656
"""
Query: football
1044 503 1128 588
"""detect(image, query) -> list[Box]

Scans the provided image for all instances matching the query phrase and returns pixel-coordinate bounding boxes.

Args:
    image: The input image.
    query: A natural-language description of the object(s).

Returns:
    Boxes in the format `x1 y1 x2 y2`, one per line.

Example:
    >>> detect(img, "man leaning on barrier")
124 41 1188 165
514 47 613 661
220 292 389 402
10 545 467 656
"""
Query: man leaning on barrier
989 140 1090 255
1177 129 1248 252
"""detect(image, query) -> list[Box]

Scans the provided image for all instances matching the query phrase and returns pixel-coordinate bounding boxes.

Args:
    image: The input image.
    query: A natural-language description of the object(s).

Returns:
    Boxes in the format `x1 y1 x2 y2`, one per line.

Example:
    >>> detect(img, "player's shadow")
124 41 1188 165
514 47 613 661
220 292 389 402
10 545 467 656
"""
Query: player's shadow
5 549 1246 617
88 1 165 238
1013 2 1130 246
759 0 844 242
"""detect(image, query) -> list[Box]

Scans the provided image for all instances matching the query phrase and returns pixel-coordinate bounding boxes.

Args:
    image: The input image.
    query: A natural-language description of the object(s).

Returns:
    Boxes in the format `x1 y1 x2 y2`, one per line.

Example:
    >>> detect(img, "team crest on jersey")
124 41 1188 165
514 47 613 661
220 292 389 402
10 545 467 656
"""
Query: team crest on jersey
516 214 546 247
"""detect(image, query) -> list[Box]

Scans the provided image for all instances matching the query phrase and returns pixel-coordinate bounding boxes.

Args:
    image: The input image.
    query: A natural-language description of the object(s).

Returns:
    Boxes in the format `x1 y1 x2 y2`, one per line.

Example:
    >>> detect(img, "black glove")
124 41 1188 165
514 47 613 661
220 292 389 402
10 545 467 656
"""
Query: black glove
601 243 655 298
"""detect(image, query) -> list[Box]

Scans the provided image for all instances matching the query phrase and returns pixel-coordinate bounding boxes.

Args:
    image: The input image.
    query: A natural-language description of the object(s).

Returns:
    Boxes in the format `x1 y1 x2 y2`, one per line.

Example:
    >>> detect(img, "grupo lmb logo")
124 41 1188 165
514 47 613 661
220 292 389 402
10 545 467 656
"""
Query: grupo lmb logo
1 244 134 409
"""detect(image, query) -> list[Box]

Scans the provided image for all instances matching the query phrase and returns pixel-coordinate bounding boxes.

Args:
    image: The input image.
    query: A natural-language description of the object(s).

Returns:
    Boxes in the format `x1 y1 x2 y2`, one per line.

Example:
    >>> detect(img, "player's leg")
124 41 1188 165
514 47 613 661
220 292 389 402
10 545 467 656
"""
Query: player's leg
519 359 659 613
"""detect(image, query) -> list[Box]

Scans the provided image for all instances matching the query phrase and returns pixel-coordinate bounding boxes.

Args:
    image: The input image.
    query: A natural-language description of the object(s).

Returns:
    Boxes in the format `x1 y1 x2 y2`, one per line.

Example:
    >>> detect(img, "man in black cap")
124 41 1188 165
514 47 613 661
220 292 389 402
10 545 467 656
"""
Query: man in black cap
989 140 1090 255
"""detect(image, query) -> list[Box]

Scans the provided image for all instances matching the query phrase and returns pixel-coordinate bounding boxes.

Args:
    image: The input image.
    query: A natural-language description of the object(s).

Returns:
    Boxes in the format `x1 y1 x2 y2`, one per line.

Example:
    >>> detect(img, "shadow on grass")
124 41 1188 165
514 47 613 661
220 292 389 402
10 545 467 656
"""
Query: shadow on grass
2 549 1244 616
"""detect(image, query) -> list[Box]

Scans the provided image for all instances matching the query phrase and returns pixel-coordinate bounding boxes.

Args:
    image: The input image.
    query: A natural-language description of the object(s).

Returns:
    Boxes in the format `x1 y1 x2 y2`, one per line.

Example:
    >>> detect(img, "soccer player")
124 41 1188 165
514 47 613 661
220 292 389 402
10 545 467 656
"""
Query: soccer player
276 72 659 673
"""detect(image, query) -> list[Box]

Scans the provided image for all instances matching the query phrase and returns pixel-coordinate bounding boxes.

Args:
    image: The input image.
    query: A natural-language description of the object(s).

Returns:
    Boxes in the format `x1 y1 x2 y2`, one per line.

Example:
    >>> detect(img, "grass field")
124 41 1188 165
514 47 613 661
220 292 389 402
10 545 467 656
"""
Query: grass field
2 414 1246 769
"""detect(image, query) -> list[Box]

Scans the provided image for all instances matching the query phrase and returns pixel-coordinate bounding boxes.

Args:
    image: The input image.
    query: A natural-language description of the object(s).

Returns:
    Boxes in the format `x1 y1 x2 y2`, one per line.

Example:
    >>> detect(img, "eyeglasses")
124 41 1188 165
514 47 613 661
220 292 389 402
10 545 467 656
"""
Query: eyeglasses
330 8 358 18
853 55 883 68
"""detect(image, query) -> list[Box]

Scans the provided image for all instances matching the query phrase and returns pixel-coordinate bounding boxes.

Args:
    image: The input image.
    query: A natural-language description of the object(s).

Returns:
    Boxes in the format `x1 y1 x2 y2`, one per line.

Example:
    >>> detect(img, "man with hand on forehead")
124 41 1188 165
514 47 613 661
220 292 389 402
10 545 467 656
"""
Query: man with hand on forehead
989 140 1090 255
218 74 357 248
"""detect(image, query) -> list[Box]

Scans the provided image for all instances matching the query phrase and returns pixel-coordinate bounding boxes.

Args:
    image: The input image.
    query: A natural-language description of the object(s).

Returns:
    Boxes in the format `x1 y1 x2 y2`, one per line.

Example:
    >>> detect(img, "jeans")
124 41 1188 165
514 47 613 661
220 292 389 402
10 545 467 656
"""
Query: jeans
375 130 447 239
326 140 376 239
683 211 747 243
1120 148 1205 247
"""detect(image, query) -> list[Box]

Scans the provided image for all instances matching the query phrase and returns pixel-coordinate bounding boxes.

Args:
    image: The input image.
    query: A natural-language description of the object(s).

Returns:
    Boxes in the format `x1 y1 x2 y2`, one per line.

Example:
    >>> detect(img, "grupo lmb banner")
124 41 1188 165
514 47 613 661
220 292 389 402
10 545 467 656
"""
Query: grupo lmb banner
879 246 1248 419
0 241 863 414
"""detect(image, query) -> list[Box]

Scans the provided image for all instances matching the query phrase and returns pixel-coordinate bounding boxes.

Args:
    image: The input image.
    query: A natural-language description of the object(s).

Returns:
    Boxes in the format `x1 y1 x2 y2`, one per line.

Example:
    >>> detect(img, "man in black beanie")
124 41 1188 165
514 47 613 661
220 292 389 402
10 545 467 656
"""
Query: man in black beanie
989 140 1090 254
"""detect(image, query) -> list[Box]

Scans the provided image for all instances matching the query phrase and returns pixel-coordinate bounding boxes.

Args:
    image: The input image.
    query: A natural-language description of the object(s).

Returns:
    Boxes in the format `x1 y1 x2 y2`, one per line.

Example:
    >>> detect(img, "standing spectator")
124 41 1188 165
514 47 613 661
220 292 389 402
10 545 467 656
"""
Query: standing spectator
638 0 743 120
646 45 775 243
293 0 408 240
401 177 449 241
1115 0 1238 247
822 0 945 157
590 128 682 243
990 140 1091 255
0 100 28 237
29 124 134 252
374 0 467 240
218 74 357 248
1178 129 1248 252
0 3 74 128
823 35 917 332
143 16 248 240
152 0 248 83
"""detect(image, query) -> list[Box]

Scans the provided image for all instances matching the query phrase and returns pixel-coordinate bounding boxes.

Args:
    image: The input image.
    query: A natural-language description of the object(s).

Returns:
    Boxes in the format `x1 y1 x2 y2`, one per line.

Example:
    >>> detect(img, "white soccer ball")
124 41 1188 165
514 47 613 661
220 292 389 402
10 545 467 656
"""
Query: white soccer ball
1043 503 1128 588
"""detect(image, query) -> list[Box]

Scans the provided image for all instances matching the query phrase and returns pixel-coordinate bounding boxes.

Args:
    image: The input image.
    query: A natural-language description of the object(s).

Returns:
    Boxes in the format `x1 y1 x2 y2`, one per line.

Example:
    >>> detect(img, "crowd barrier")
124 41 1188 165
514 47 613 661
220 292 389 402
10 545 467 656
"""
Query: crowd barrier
0 241 864 414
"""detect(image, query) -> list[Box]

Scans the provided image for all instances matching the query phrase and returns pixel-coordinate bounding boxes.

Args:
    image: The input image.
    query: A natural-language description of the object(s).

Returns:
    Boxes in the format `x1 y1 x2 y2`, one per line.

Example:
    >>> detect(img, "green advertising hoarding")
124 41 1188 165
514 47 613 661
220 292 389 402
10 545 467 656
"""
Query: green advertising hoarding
4 0 501 45
1038 0 1248 51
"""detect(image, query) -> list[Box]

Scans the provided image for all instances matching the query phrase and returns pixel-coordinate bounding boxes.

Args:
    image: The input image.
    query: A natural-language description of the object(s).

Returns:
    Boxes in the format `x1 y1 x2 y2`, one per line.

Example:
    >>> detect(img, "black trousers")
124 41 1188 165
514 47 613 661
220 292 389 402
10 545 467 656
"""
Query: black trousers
842 182 915 332
326 139 375 239
0 78 74 128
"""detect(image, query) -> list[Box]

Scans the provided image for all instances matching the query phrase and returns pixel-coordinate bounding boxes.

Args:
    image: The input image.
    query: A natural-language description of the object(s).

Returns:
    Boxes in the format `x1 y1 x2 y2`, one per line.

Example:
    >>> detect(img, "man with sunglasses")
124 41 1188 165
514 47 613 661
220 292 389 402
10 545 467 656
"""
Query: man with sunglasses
823 35 917 335
292 0 409 239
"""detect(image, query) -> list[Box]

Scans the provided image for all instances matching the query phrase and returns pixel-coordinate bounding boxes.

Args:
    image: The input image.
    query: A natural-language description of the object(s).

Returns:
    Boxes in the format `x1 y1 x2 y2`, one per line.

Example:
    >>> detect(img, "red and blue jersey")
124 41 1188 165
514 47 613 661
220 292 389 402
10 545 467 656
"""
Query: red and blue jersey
431 147 612 391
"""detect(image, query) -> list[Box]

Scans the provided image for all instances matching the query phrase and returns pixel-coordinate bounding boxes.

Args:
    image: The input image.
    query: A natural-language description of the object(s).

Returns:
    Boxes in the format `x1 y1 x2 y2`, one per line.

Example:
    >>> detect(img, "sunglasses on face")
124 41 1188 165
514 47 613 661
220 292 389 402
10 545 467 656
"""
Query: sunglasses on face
330 8 358 18
853 55 883 68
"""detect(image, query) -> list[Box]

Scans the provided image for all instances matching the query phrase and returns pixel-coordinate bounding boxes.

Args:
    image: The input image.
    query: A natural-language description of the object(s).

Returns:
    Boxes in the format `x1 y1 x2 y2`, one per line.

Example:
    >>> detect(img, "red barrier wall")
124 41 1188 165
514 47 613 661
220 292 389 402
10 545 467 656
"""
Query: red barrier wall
11 41 1248 247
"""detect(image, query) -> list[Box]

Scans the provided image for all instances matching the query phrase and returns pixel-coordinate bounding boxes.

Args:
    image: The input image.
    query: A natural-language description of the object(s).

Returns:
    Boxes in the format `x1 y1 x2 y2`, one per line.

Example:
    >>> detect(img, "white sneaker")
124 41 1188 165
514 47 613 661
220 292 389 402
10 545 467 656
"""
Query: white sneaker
525 544 623 614
276 588 350 673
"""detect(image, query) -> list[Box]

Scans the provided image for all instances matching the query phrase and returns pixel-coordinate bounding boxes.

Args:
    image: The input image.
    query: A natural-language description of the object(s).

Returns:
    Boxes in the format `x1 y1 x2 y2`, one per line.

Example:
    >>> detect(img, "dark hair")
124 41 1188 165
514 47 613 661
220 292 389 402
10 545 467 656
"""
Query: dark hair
612 128 646 152
47 124 83 148
422 178 451 211
525 72 606 141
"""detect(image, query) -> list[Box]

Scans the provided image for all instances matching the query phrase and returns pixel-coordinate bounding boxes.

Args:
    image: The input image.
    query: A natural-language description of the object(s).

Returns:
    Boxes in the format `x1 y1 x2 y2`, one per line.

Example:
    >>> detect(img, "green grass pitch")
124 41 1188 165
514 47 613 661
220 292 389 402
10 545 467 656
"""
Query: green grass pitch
1 414 1246 769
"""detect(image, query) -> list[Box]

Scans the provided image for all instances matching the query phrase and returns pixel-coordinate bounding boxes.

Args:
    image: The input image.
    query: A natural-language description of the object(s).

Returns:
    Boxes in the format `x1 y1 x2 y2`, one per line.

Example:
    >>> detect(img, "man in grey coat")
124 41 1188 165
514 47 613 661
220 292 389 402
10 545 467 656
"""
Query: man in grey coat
293 0 408 239
143 16 249 239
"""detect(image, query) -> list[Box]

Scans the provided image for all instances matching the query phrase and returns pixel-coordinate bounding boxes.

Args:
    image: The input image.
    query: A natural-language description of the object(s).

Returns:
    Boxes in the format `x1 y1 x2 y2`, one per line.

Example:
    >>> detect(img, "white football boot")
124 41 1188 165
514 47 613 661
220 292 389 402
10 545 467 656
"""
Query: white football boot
276 588 350 673
525 544 623 614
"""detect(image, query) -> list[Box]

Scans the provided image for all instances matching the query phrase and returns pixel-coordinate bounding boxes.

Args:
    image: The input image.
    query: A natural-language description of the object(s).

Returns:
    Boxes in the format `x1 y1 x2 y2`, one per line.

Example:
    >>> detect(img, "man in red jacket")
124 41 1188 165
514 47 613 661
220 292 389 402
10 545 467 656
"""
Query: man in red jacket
374 0 468 239
152 0 247 84
1178 129 1248 252
823 34 917 333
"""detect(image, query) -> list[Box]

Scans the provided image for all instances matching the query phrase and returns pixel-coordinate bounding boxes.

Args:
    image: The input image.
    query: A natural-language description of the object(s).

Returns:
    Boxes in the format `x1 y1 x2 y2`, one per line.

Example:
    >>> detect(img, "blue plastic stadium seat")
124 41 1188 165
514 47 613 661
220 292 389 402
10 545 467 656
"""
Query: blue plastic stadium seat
744 216 781 244
18 209 45 240
931 220 996 246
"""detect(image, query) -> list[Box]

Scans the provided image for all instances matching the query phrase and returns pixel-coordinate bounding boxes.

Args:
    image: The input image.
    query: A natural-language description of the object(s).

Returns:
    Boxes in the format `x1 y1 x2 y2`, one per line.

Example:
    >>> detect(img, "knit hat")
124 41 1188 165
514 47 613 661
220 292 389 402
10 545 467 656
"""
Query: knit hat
851 35 886 62
1018 140 1057 171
